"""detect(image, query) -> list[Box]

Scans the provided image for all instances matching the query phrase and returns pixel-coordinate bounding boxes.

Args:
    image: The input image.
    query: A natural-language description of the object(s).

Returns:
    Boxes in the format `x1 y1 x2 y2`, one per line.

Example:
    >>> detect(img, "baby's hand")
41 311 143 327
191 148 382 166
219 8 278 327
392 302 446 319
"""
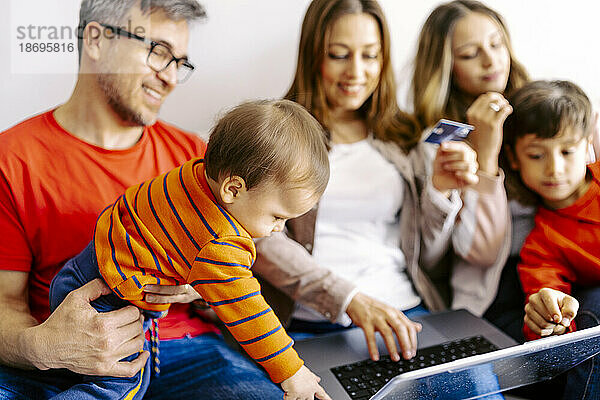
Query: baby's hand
280 365 332 400
524 288 579 337
432 141 479 195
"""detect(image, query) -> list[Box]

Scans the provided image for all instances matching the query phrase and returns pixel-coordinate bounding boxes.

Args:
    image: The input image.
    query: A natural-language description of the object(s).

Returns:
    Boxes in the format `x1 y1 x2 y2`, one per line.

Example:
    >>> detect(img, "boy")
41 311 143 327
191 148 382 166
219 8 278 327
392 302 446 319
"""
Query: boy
49 99 332 400
502 80 599 399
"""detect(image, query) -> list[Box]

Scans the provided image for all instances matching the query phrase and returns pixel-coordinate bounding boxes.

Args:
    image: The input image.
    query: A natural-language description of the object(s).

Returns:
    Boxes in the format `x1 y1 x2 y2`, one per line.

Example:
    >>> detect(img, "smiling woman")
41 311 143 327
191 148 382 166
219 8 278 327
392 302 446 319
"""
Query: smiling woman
320 13 382 128
253 0 480 370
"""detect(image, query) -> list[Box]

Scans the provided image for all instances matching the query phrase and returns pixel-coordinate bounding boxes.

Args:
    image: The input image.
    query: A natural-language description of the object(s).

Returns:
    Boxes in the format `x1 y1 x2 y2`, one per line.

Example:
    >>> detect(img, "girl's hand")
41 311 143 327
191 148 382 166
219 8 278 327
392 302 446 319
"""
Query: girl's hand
524 288 579 337
432 141 479 195
466 92 513 175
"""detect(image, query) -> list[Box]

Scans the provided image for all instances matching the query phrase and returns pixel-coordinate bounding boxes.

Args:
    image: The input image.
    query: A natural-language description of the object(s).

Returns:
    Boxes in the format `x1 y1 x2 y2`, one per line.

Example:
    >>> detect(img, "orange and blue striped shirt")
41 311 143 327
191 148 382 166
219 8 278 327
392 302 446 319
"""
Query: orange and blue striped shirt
94 158 303 383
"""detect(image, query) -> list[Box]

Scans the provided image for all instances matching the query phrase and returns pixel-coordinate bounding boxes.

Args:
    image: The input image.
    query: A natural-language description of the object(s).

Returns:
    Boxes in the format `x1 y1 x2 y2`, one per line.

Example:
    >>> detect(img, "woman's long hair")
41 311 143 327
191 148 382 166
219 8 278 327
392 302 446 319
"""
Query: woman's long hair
286 0 419 151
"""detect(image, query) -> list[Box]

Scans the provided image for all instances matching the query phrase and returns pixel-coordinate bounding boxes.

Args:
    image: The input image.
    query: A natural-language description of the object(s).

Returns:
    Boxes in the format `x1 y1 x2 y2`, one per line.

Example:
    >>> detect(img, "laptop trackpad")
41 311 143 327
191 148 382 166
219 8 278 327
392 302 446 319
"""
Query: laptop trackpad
296 328 377 368
414 321 448 348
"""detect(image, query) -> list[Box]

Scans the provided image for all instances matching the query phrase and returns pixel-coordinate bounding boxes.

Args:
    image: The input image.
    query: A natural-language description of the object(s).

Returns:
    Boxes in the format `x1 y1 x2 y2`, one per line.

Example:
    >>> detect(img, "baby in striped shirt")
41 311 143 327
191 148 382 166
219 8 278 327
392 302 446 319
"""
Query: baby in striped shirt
49 99 332 400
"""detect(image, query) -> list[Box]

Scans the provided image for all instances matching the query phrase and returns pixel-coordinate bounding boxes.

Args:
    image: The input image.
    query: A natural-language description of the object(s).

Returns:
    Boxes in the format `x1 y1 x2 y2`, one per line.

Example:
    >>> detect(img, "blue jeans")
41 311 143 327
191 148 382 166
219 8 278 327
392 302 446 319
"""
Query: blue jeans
0 242 283 400
0 334 284 400
563 286 600 400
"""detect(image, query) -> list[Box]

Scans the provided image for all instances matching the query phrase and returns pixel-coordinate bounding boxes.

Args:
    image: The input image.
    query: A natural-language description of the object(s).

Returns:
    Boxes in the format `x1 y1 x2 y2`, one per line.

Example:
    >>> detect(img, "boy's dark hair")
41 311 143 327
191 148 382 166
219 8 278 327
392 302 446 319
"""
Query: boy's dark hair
500 80 593 205
205 99 330 195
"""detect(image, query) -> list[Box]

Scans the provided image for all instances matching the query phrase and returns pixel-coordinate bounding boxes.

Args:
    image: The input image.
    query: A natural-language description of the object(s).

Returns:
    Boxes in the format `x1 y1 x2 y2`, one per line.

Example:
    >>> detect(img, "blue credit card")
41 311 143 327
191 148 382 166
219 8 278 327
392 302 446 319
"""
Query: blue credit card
424 119 475 144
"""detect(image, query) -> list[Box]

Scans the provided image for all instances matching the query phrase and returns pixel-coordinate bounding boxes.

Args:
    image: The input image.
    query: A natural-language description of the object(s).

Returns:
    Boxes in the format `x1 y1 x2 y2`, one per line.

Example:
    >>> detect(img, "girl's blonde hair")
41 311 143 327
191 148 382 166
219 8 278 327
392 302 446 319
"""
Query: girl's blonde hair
286 0 418 151
412 0 529 129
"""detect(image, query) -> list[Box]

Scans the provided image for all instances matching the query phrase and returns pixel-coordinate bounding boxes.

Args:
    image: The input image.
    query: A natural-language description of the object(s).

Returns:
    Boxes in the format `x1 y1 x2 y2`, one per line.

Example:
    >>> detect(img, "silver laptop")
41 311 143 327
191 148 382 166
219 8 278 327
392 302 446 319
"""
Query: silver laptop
295 309 517 400
373 323 600 399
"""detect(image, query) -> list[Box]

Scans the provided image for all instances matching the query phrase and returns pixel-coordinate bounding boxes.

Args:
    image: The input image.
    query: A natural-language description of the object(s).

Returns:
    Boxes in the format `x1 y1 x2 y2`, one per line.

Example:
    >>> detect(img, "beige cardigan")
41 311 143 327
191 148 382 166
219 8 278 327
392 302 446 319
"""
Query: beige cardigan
253 136 464 325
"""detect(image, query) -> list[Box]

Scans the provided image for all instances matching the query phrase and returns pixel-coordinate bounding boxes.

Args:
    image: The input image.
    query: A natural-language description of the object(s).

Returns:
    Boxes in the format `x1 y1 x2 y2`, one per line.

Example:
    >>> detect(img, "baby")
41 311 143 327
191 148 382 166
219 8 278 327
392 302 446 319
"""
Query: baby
50 99 332 400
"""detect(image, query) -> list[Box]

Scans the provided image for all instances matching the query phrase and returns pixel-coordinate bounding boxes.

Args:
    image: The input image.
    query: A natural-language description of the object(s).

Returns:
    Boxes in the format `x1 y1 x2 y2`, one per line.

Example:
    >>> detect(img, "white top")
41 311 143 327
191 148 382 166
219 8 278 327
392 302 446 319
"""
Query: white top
293 138 421 324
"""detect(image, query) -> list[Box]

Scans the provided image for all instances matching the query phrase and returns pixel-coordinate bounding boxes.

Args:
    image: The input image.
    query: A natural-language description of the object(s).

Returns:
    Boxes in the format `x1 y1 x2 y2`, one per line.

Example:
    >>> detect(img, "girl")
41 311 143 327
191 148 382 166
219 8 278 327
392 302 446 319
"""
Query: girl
410 0 530 340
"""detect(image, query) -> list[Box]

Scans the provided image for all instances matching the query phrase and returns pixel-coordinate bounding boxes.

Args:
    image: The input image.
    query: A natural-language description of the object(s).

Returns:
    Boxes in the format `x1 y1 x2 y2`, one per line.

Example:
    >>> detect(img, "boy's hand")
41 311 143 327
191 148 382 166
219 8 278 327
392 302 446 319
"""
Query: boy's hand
280 365 332 400
432 141 479 195
524 288 579 337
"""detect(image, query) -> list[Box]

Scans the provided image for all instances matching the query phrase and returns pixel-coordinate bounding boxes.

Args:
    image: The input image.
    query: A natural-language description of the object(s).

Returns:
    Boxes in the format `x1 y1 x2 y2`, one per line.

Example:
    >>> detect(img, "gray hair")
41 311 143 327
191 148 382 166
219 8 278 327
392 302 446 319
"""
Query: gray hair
78 0 206 59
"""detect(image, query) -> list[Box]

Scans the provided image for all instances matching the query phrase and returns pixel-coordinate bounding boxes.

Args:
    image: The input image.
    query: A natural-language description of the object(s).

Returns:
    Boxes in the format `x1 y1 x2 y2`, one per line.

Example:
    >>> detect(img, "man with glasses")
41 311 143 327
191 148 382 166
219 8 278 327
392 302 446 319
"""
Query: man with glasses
0 1 283 399
99 23 196 84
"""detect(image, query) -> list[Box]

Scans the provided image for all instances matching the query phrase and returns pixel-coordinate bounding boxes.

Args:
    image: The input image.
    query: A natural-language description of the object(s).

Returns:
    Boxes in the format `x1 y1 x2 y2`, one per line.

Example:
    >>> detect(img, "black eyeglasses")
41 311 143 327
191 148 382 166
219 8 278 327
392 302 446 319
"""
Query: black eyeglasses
100 23 195 83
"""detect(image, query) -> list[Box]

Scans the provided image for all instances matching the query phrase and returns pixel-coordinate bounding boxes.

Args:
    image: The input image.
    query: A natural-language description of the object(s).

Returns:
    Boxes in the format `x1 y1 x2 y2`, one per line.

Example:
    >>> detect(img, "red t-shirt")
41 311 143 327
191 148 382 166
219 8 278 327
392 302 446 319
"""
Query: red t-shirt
0 109 216 338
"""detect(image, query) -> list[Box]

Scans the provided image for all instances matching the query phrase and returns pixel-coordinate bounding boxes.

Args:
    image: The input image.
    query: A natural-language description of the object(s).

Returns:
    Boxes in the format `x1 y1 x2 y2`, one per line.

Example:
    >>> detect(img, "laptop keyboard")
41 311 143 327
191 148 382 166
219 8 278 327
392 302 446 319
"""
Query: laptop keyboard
331 335 499 400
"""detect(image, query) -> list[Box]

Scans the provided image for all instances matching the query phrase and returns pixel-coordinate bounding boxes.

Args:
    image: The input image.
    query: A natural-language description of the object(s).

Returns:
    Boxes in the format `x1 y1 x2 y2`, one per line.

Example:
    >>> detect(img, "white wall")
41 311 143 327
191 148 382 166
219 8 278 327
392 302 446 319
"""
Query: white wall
2 0 599 136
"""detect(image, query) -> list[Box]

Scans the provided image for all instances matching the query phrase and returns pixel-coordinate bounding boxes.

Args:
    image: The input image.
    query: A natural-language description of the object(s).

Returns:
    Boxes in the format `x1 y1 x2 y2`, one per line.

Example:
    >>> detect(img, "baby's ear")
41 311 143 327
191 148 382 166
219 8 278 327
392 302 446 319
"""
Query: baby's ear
220 175 247 203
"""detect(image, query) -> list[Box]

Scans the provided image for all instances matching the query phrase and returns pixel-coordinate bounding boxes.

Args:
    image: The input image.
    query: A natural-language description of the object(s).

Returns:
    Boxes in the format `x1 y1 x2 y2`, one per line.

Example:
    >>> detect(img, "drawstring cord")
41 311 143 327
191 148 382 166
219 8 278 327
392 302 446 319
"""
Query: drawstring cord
149 318 160 376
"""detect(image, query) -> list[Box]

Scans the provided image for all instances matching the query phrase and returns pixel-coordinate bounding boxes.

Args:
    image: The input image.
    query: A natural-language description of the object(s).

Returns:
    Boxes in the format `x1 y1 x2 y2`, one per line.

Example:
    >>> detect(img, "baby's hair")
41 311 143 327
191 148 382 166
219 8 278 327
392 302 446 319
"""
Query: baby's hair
205 99 330 195
501 80 593 205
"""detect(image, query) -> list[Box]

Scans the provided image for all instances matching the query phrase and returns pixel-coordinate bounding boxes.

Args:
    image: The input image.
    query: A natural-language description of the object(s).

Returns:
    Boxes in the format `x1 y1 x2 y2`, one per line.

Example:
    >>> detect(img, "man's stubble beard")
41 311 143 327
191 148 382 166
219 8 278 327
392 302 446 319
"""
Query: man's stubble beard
97 73 157 127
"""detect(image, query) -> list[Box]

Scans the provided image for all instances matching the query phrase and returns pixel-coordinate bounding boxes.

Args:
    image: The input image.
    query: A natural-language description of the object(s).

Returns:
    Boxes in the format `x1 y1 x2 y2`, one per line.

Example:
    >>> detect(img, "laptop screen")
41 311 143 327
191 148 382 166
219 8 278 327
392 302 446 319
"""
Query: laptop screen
372 325 600 400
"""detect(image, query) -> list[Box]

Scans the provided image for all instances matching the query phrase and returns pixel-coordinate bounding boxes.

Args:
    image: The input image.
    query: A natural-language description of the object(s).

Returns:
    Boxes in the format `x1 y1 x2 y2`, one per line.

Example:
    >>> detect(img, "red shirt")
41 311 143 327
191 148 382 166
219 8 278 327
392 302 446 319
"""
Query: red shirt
0 110 215 338
519 162 600 340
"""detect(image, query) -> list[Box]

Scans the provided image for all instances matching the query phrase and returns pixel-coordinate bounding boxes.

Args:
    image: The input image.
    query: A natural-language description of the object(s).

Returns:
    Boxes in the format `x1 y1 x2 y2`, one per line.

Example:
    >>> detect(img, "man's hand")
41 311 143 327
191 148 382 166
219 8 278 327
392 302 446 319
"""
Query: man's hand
346 292 422 362
144 284 201 304
28 278 148 377
524 288 579 337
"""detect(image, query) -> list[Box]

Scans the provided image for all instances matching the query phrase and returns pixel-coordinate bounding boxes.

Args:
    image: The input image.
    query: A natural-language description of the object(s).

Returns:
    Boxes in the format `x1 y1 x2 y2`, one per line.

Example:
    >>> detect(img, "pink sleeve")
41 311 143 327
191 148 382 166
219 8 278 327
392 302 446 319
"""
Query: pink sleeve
453 170 508 268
